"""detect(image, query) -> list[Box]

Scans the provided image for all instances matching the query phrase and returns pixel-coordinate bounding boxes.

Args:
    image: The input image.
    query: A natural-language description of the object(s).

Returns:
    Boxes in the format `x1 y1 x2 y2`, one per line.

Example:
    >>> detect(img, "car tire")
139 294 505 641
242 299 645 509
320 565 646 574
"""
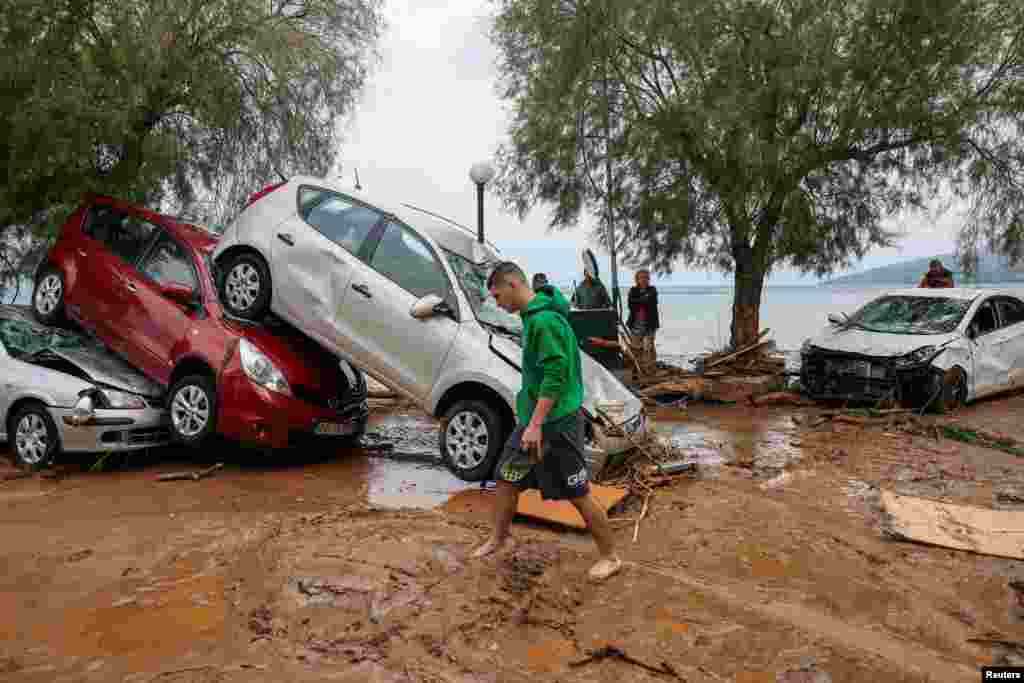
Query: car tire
440 399 509 482
168 375 218 448
32 267 67 327
9 403 60 470
931 367 968 414
219 252 272 320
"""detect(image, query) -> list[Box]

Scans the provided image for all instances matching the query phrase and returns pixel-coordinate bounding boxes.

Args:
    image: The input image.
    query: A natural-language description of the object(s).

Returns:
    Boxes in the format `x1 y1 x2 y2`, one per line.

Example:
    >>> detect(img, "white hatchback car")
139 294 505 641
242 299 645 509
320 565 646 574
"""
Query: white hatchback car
800 288 1024 411
211 176 645 480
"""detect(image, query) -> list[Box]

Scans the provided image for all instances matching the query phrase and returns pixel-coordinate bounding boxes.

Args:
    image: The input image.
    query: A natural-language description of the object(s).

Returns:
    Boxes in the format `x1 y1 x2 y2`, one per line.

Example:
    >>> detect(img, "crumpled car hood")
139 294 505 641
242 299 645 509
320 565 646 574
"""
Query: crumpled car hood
41 347 164 398
806 326 961 357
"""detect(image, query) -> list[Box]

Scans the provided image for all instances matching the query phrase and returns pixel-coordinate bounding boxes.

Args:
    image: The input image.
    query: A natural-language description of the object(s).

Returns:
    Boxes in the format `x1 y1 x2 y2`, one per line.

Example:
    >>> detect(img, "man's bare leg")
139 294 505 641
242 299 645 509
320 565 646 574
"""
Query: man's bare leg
472 481 520 558
571 493 621 579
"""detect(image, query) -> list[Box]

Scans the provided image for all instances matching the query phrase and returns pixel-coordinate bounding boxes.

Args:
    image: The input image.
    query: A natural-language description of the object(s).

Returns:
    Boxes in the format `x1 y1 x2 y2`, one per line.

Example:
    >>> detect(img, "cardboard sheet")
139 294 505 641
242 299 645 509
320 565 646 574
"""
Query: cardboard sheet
516 484 629 529
880 490 1024 560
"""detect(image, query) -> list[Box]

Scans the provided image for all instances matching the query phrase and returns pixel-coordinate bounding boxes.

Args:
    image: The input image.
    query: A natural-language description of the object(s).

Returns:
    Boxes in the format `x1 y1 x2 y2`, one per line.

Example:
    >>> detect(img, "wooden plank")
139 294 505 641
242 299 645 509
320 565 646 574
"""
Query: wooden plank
704 339 772 371
880 490 1024 560
516 484 629 529
640 378 706 398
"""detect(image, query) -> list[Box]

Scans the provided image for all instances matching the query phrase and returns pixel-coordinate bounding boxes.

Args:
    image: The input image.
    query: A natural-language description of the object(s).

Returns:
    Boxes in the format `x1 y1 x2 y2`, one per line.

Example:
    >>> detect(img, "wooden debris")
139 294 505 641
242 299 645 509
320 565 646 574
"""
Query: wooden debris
749 392 812 407
633 494 651 543
704 335 772 371
880 490 1024 560
156 463 224 482
640 378 706 398
516 484 628 529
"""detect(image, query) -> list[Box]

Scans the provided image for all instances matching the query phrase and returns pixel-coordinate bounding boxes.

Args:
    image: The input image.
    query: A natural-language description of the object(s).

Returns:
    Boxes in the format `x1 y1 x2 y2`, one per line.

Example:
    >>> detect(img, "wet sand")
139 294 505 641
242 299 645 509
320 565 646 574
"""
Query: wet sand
2 396 1024 681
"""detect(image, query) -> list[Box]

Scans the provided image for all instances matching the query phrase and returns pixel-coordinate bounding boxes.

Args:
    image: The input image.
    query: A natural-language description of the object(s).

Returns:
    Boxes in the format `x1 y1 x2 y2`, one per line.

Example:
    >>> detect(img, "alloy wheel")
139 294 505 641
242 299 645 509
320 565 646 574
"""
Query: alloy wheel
15 413 49 466
225 263 260 311
445 410 491 471
34 274 62 315
171 385 210 438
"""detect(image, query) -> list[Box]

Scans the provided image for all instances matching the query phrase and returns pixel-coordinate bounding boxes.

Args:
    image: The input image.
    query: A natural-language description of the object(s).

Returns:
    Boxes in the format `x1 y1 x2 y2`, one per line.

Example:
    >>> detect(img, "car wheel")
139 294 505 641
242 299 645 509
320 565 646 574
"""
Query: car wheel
219 252 271 320
10 403 60 470
168 375 218 447
440 399 509 482
932 367 968 414
32 267 67 326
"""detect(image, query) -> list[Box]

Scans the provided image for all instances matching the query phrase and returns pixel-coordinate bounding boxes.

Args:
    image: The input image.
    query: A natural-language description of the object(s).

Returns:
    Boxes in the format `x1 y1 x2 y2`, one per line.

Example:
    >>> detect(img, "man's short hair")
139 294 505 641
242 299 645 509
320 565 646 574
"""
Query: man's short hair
636 268 650 276
930 259 943 267
487 261 527 289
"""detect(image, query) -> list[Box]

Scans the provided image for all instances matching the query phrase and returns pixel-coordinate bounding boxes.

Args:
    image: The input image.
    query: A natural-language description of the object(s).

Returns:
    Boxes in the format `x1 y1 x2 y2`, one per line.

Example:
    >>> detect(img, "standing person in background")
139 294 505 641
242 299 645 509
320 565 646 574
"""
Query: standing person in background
626 269 659 375
532 273 549 290
474 261 621 582
571 262 612 309
919 259 955 288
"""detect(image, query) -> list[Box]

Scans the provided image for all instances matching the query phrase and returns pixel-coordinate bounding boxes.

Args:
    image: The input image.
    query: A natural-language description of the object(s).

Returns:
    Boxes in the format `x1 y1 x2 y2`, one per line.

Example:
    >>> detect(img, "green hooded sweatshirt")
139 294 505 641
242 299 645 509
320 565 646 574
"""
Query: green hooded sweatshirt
516 285 584 429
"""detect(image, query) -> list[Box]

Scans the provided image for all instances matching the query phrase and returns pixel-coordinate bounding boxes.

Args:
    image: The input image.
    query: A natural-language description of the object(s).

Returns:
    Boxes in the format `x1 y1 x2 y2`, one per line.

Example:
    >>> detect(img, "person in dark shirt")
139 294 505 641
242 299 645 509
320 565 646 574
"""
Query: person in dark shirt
626 269 660 375
571 265 612 309
919 259 954 288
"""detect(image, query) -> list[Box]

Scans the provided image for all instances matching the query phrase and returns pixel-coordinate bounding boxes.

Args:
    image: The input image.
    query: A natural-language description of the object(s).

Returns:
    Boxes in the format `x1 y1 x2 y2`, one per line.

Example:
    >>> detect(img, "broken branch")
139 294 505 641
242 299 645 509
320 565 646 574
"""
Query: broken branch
633 494 651 543
156 463 224 482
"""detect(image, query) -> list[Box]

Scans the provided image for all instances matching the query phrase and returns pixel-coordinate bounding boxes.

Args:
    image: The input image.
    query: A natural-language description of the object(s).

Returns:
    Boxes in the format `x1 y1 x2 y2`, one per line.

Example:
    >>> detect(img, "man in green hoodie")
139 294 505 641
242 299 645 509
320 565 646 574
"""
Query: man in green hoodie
472 262 621 582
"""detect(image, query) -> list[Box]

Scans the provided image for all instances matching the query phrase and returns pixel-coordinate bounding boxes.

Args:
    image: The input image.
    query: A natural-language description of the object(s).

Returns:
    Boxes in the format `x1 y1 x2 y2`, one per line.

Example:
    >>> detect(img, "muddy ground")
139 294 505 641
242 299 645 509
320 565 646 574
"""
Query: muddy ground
3 393 1024 682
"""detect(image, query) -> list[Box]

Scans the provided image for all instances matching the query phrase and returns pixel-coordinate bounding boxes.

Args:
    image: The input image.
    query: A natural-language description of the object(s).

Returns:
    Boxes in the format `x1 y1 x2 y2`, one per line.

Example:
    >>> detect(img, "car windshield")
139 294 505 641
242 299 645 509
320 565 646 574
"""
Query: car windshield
847 296 973 334
444 249 523 336
0 317 95 358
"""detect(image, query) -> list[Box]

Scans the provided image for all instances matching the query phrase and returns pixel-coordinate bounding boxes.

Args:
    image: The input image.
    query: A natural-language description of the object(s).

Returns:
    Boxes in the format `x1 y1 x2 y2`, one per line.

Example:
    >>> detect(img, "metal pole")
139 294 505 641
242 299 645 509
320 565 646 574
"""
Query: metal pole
603 61 622 318
476 182 485 244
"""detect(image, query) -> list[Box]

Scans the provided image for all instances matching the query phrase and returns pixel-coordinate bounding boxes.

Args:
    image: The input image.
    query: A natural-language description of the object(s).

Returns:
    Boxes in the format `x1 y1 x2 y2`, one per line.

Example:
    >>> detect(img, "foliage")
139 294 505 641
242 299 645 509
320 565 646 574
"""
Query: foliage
491 0 1024 347
0 0 383 284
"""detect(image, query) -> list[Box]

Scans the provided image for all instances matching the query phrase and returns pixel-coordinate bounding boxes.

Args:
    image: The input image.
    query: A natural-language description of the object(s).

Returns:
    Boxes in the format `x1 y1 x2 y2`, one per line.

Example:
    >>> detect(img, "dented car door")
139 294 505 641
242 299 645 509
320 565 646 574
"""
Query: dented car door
995 296 1024 389
270 188 384 351
967 298 1012 397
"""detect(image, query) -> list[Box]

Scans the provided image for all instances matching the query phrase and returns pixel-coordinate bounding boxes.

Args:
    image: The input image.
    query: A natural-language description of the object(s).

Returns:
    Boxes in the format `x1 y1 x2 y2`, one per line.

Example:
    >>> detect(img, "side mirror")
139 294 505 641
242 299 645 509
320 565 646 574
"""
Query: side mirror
160 282 197 307
827 313 844 325
410 294 447 319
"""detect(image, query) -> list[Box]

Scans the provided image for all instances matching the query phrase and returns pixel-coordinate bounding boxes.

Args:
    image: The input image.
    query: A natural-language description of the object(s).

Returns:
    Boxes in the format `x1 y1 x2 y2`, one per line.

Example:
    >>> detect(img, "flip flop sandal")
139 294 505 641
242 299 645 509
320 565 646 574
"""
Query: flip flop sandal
588 556 622 581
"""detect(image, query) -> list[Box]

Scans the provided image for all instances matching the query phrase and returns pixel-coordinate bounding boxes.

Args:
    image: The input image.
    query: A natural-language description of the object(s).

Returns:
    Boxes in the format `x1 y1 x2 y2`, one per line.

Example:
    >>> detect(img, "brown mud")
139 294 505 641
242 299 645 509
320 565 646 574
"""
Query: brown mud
2 398 1024 681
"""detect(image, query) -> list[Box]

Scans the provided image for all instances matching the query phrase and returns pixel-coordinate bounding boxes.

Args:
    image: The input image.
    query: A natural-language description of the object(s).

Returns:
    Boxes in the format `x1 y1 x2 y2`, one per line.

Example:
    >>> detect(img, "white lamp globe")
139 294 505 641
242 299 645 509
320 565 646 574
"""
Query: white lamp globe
469 161 496 186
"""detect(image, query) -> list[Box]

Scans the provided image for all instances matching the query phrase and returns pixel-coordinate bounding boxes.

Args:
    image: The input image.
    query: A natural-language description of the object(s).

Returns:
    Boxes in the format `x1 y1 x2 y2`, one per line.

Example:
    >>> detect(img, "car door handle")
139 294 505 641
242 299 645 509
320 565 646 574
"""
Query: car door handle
124 281 137 293
352 283 372 298
277 233 294 246
78 249 87 257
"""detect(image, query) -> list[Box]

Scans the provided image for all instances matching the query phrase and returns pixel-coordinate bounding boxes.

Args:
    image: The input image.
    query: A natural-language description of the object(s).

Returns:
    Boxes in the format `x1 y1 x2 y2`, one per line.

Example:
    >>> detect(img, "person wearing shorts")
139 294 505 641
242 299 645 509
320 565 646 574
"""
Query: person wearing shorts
472 261 621 582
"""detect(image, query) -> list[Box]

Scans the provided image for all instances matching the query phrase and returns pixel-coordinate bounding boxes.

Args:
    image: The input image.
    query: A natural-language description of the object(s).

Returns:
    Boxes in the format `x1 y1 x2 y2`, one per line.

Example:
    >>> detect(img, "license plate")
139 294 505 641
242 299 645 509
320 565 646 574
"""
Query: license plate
314 421 355 436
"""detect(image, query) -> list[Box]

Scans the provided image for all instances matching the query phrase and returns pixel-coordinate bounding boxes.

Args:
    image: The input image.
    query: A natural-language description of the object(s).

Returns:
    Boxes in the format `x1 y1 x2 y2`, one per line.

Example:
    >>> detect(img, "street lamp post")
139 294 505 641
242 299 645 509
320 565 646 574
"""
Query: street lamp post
469 161 496 244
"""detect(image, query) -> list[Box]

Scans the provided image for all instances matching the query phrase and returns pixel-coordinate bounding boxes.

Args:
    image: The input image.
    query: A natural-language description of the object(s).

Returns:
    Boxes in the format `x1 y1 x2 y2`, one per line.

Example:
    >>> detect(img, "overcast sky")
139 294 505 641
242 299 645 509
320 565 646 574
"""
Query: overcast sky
335 0 965 287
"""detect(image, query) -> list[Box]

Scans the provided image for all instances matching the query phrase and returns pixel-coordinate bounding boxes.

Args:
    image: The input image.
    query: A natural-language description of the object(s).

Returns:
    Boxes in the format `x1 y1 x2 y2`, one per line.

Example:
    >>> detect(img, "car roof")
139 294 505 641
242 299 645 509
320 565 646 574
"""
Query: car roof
880 287 1006 301
287 176 502 264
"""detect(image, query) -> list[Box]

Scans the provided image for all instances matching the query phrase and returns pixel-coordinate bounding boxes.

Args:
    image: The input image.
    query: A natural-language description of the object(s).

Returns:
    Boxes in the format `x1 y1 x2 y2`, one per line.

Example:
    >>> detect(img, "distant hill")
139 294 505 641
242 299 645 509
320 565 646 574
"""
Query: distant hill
826 252 1024 286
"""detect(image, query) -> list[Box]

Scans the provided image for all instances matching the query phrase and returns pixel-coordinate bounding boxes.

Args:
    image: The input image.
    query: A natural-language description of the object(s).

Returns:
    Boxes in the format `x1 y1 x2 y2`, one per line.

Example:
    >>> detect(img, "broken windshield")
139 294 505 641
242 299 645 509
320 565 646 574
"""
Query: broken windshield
443 249 523 336
0 317 96 358
848 296 973 334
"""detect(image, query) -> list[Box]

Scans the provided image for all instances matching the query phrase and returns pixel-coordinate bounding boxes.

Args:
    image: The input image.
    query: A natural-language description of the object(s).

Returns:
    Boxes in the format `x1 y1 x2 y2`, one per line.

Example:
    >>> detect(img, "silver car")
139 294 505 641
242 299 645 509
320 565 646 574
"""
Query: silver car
0 305 170 468
211 176 645 480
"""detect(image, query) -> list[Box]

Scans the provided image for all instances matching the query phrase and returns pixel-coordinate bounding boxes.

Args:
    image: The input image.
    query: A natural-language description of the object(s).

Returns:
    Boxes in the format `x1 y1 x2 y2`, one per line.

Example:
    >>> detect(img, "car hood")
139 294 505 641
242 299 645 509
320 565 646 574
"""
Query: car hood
42 347 164 397
487 333 643 425
805 326 961 357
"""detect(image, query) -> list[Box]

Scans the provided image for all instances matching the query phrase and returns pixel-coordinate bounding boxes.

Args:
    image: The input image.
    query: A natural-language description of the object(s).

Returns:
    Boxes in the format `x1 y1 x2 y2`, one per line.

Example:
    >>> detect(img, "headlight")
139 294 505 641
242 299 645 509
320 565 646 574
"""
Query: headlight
99 389 147 409
893 345 938 368
70 394 95 425
238 338 291 395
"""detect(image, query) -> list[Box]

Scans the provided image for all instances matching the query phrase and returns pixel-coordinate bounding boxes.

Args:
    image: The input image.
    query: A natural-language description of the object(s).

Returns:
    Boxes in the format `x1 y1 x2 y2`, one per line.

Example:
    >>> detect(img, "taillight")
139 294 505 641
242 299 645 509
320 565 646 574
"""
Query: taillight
245 181 287 208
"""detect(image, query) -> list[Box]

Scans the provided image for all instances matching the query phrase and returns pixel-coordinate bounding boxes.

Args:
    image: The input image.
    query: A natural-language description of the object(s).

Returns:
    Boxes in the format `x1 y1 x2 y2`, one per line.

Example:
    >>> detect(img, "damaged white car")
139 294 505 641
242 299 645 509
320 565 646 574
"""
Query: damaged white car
211 176 645 480
0 305 169 469
800 288 1024 411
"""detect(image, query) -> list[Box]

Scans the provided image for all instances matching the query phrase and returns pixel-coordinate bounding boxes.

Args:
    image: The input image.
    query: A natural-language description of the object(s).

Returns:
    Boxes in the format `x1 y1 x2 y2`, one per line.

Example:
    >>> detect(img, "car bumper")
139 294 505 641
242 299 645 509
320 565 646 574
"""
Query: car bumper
51 406 171 452
216 362 369 450
800 352 938 402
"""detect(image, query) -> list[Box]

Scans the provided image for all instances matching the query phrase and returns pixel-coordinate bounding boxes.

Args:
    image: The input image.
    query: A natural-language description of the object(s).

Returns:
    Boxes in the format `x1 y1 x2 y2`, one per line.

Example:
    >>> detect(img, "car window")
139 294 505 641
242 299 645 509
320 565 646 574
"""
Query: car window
0 317 94 358
298 188 381 256
970 300 999 337
139 236 199 291
369 221 451 300
83 205 157 264
848 295 971 334
996 297 1024 327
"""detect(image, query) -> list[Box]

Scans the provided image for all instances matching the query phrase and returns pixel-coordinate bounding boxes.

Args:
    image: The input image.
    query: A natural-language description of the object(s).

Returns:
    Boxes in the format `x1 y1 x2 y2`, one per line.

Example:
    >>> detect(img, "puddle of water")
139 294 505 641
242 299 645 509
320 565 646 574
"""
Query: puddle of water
365 458 473 510
651 409 801 478
364 415 441 461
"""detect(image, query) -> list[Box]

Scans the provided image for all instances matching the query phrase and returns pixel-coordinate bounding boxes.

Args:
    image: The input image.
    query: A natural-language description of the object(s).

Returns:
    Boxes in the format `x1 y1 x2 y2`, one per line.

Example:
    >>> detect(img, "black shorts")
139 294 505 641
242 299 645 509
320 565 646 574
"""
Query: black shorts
494 410 590 501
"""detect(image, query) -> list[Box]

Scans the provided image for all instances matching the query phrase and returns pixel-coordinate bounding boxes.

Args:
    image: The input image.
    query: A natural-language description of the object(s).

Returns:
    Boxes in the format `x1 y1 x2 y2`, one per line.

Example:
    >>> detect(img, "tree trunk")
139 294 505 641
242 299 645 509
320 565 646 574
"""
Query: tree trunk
730 248 766 351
